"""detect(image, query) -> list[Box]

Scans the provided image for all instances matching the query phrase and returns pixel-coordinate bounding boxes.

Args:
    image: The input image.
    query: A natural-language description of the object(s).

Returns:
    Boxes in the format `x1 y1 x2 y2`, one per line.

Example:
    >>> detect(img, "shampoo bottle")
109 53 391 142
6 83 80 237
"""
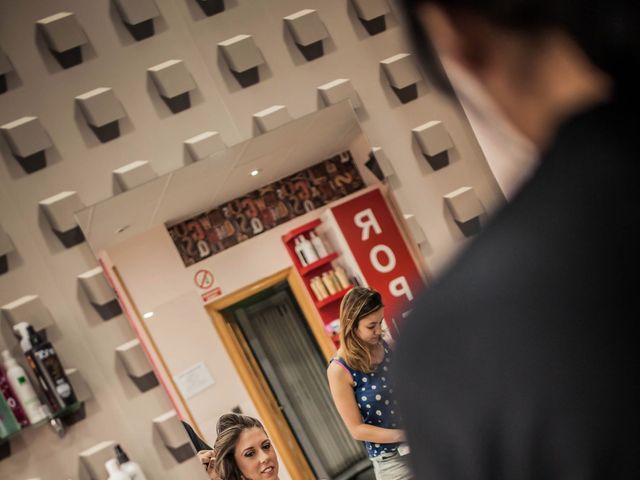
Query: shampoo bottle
115 444 148 480
294 237 308 266
1 350 46 424
26 326 77 411
309 231 328 258
0 394 20 440
299 235 319 264
105 458 131 480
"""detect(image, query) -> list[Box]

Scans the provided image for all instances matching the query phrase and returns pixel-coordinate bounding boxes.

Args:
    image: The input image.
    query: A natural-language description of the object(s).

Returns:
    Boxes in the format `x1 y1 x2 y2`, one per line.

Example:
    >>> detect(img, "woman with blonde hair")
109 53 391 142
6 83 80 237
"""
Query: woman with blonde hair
327 287 412 479
196 413 279 480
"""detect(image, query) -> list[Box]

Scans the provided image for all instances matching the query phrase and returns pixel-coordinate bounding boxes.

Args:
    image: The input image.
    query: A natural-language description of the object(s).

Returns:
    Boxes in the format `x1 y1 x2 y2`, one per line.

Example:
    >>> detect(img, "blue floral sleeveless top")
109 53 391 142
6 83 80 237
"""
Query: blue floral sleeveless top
331 342 401 458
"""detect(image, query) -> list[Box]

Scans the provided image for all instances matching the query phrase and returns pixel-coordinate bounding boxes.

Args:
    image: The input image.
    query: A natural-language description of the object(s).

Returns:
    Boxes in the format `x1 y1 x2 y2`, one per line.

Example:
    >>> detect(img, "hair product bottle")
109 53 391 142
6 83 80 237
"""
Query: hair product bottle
0 394 20 440
1 350 46 425
105 458 131 480
115 444 148 480
25 326 77 412
334 265 351 290
309 231 329 258
294 237 308 266
299 235 319 264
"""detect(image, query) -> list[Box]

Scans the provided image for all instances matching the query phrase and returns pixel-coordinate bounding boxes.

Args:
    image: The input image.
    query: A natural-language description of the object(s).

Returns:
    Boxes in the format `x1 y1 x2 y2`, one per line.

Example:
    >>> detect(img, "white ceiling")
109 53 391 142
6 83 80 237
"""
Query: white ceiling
76 101 365 253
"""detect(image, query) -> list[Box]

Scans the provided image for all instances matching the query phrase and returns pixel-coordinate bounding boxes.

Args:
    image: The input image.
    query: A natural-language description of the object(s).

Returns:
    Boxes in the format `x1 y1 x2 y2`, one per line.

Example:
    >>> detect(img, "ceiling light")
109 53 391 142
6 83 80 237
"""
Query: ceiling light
250 169 260 176
143 312 154 319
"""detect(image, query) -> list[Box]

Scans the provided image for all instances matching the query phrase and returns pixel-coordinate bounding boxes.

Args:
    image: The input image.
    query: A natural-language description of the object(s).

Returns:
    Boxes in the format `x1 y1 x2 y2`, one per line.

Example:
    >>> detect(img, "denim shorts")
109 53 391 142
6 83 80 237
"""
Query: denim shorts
370 450 413 480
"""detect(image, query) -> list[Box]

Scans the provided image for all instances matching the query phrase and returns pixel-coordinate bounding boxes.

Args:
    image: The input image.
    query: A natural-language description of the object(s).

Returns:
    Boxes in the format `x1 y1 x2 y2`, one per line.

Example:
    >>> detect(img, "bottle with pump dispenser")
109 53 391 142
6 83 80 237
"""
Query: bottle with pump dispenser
105 458 131 480
115 444 148 480
1 350 46 425
13 323 77 413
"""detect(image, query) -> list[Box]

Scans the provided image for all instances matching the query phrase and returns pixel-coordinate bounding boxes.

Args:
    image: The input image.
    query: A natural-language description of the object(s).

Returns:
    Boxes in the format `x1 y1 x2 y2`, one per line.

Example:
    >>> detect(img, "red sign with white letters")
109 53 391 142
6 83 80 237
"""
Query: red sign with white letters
330 189 424 337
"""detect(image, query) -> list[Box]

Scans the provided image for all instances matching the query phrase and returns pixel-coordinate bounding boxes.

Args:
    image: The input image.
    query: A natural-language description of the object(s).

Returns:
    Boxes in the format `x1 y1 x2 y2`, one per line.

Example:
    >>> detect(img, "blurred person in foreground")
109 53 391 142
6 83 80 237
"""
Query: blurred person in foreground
394 0 640 478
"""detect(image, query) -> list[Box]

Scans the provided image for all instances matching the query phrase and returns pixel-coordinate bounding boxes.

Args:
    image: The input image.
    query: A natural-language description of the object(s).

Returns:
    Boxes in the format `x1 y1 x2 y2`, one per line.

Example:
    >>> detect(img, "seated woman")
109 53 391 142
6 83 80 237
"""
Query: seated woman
327 287 413 480
196 413 279 480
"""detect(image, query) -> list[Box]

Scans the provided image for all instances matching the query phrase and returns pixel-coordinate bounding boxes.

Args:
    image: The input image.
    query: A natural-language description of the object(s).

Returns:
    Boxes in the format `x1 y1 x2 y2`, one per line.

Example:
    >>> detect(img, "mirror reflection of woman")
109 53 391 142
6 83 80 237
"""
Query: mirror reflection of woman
327 287 413 479
197 413 279 480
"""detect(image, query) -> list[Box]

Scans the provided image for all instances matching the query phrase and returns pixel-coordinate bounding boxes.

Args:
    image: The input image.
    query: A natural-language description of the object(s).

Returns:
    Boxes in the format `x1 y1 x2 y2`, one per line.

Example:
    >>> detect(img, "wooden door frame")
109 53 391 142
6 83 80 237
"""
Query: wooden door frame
205 267 336 480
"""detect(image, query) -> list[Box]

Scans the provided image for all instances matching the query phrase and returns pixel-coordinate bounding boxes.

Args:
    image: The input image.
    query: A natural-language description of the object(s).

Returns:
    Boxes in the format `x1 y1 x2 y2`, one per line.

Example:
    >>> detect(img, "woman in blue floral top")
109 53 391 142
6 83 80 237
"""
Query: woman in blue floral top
328 287 413 479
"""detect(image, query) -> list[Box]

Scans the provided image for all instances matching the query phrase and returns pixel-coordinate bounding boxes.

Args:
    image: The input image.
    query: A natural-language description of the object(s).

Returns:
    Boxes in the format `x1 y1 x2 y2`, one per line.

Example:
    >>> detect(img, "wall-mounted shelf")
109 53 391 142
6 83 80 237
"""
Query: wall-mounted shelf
316 286 351 309
1 401 84 444
282 219 321 244
299 252 338 276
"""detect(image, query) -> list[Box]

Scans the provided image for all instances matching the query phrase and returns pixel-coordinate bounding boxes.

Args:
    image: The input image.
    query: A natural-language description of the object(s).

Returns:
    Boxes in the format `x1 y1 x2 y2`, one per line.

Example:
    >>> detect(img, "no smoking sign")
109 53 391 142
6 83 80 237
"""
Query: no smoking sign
194 269 214 290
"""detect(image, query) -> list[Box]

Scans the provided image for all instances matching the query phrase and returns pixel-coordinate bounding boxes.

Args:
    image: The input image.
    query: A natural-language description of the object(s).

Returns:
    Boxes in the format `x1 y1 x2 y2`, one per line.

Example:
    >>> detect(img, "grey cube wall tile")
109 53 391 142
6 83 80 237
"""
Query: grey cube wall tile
0 224 15 256
113 161 157 191
38 191 83 232
253 105 292 134
444 186 484 223
78 267 122 320
318 78 362 109
284 9 329 46
153 410 195 463
79 440 116 480
114 0 160 25
0 47 12 76
352 0 390 21
184 131 226 162
196 0 226 16
370 146 396 179
381 53 421 103
116 339 159 392
218 35 264 87
284 9 329 61
39 191 86 247
75 88 125 127
413 120 453 170
1 116 52 173
148 60 196 113
403 214 427 244
114 0 160 40
76 87 126 142
36 12 88 68
65 368 93 402
1 295 55 331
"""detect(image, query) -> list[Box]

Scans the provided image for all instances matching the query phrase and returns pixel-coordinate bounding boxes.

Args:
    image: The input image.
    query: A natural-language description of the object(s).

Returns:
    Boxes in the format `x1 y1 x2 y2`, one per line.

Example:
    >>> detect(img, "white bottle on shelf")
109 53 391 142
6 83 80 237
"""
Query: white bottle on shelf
1 350 46 424
105 458 131 480
334 265 351 290
294 237 308 266
309 231 328 258
299 235 319 264
115 444 148 480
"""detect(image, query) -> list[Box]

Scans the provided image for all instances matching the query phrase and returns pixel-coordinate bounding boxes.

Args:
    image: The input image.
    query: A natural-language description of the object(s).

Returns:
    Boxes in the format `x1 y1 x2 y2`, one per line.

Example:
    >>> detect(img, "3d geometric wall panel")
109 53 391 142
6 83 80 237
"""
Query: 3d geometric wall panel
184 131 226 162
79 440 116 480
116 339 159 392
75 88 126 143
403 213 427 244
412 120 454 170
0 116 53 173
153 411 195 463
147 60 196 113
195 0 226 17
381 53 422 103
113 161 157 191
317 78 362 109
218 35 265 88
0 224 15 274
0 46 13 94
284 9 330 61
36 12 89 69
65 368 93 403
366 146 396 181
114 0 160 41
1 295 56 332
39 191 85 248
253 105 292 134
444 186 484 236
78 267 122 321
351 0 390 35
